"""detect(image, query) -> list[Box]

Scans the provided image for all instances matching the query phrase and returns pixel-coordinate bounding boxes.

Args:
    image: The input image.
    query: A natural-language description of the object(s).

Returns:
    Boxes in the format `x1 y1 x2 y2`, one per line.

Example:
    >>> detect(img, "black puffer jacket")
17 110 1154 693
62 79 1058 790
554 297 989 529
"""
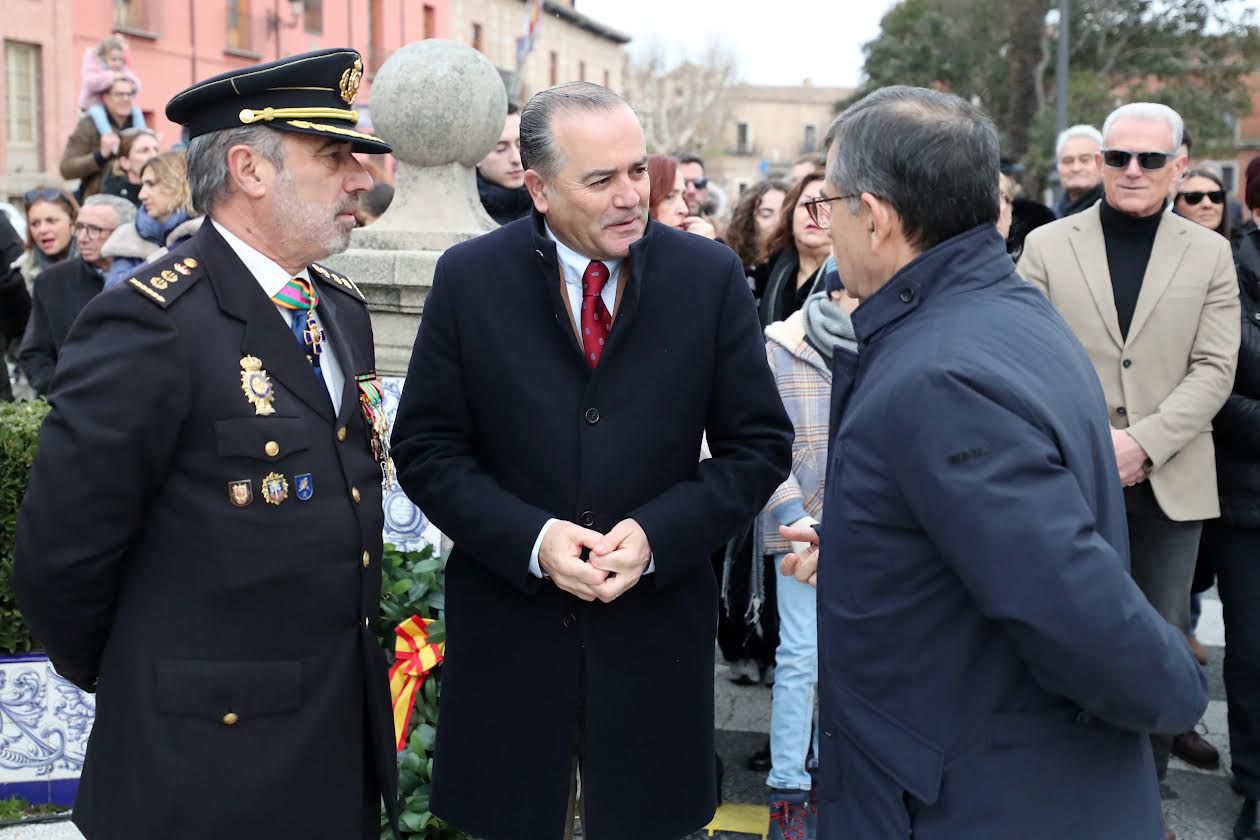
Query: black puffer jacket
1216 226 1260 526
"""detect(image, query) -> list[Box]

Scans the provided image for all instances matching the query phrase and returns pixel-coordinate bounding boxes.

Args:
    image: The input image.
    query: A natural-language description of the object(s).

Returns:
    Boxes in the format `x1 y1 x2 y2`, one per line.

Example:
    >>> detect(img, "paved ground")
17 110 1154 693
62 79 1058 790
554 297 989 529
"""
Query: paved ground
0 590 1233 839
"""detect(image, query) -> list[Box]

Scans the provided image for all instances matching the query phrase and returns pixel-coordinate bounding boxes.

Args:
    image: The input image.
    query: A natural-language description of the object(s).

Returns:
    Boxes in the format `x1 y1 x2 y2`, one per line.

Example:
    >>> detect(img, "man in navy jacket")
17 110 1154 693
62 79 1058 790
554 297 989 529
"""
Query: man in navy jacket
782 86 1206 839
391 83 792 840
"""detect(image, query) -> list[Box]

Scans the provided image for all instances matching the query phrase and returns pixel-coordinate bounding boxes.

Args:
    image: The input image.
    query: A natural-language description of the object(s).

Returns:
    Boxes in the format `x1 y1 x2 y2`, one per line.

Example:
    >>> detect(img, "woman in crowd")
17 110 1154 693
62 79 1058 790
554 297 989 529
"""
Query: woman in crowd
4 188 77 398
103 150 202 288
758 172 832 327
761 271 858 840
1203 156 1260 840
726 180 789 302
647 154 716 238
99 127 161 208
1174 168 1230 244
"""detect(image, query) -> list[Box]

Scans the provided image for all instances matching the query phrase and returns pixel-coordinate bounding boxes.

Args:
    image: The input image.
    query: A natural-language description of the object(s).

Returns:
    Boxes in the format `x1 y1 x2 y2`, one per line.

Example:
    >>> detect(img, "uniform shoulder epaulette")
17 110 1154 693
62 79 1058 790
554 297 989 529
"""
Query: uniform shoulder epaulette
125 254 203 309
310 263 366 303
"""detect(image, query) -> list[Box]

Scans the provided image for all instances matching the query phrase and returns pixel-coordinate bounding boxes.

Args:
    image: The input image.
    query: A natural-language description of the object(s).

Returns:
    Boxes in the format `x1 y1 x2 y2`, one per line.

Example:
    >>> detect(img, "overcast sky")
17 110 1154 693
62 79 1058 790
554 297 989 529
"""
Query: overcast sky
573 0 898 88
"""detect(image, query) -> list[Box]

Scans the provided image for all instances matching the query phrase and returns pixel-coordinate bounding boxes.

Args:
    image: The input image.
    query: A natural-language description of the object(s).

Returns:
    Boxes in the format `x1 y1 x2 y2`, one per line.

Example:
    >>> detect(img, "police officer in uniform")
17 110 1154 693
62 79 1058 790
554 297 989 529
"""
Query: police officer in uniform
15 49 398 840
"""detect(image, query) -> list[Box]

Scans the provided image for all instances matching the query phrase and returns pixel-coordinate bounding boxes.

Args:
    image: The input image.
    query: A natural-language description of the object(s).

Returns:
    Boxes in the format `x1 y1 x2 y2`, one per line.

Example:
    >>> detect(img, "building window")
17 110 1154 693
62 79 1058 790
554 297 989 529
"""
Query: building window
113 0 153 32
303 0 323 34
5 40 42 173
578 61 586 81
226 0 252 51
736 121 751 155
603 69 610 88
423 4 435 39
802 123 818 153
472 22 482 51
549 51 558 86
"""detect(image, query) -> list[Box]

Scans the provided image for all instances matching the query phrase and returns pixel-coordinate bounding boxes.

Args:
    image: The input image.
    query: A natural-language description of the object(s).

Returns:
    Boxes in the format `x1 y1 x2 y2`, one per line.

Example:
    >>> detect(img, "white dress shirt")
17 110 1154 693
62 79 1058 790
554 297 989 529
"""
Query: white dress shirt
212 218 345 409
528 225 653 578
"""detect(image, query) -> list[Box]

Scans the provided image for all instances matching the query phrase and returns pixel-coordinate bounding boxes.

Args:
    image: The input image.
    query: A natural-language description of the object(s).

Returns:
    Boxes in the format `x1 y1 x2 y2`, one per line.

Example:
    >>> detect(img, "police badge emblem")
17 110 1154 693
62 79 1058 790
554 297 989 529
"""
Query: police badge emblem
262 472 289 505
339 58 363 105
295 473 314 501
240 356 276 416
228 480 253 507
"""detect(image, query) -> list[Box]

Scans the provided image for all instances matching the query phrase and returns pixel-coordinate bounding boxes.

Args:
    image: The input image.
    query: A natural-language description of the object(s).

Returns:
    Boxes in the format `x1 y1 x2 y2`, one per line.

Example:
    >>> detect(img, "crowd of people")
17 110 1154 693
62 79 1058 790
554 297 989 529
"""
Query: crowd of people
4 36 1260 840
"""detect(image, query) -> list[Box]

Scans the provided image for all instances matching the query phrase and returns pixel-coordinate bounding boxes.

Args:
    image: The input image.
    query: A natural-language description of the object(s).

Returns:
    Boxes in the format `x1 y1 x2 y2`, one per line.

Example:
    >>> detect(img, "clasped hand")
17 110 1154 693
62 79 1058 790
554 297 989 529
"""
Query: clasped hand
537 518 651 604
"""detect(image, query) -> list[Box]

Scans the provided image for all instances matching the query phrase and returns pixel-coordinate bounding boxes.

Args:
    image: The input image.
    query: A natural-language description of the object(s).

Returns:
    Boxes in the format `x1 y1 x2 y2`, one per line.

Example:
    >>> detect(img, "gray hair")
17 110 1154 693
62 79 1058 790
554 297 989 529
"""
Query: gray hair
1055 124 1103 160
82 193 135 227
1102 102 1184 152
519 82 629 178
824 85 1000 252
186 125 286 215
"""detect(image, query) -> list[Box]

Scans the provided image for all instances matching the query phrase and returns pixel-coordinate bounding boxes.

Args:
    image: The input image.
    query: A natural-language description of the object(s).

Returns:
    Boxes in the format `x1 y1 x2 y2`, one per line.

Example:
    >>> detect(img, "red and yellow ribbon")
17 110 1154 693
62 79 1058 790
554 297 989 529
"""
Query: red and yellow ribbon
387 615 445 751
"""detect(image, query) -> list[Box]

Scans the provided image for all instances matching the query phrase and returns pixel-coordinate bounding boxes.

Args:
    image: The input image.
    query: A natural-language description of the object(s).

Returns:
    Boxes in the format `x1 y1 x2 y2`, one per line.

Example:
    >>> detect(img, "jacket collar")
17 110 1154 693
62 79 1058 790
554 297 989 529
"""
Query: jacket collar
852 224 1009 346
528 209 653 369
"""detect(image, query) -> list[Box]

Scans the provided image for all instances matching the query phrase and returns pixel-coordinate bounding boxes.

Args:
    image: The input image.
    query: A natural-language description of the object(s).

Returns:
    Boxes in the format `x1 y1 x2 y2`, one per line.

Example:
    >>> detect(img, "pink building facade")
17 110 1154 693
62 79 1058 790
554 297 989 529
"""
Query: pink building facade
1 0 447 199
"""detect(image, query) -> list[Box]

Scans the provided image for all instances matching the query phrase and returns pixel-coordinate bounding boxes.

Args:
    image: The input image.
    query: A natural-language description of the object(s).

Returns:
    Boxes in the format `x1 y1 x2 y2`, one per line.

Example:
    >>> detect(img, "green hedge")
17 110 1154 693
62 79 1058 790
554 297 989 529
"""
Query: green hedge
0 399 50 654
377 543 471 840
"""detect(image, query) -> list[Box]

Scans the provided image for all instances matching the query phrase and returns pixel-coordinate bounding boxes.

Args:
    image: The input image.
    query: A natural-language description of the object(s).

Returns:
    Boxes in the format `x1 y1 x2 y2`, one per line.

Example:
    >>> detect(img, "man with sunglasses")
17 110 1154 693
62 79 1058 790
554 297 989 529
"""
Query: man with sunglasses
17 194 133 396
1020 103 1239 836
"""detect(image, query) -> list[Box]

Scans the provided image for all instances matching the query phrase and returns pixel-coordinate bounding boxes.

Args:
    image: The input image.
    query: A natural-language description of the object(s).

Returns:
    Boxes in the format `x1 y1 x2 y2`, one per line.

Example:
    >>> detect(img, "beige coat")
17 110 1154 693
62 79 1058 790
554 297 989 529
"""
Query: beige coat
1019 203 1239 521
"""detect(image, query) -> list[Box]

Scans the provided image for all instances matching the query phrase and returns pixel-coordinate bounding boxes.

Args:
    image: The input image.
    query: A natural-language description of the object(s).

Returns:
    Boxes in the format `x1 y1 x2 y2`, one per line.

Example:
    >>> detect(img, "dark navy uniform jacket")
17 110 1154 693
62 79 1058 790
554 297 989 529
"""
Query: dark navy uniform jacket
15 221 398 840
817 225 1208 839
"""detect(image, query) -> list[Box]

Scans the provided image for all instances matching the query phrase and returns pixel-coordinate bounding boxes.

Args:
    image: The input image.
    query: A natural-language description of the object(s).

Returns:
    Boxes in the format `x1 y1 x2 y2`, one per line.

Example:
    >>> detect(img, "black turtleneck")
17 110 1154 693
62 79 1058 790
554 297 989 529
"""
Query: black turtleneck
1101 198 1164 339
476 170 533 226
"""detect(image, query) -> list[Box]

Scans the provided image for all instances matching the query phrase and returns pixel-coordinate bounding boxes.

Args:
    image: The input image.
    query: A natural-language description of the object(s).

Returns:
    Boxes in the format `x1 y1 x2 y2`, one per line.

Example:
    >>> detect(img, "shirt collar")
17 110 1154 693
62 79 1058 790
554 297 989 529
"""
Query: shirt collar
210 218 311 300
544 223 622 286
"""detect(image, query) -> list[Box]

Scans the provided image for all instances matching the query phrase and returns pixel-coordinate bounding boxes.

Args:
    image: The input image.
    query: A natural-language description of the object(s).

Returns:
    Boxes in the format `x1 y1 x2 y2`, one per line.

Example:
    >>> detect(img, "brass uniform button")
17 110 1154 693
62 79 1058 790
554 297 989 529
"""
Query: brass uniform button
361 550 370 568
337 427 347 442
222 712 239 726
352 487 361 503
264 441 279 457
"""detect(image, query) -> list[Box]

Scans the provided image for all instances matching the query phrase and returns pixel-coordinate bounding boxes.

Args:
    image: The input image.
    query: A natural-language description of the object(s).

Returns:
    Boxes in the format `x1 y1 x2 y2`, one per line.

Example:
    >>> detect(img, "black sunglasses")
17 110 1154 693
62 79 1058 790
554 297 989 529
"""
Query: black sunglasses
684 177 708 190
1101 149 1173 171
1179 189 1225 206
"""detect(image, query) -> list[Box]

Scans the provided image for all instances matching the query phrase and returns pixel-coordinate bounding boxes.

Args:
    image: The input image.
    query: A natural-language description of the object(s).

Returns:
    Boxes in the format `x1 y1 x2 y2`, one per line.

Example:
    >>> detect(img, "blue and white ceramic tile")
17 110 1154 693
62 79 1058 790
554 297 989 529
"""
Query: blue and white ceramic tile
0 655 93 801
380 376 441 552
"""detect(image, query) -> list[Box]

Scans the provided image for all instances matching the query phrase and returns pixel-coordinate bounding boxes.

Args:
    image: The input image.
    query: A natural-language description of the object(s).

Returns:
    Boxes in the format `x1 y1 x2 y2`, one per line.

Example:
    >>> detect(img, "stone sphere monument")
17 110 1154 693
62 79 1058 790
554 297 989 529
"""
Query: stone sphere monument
325 39 510 374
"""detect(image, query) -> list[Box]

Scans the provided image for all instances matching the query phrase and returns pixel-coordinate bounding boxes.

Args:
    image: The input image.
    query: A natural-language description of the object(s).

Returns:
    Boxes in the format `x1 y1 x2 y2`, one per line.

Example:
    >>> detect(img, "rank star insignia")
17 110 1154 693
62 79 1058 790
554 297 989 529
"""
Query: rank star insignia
240 356 276 416
228 480 253 508
339 58 363 105
262 472 289 505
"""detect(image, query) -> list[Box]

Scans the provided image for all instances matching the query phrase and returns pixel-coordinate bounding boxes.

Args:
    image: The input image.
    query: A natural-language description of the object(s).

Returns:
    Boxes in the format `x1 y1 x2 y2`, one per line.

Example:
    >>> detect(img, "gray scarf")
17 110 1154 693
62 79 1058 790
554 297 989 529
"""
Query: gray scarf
802 290 858 362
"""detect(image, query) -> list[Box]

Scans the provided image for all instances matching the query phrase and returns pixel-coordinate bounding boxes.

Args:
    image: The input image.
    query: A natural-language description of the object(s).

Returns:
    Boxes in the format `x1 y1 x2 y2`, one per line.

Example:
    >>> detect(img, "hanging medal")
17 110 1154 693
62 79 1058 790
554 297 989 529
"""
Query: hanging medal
355 371 395 490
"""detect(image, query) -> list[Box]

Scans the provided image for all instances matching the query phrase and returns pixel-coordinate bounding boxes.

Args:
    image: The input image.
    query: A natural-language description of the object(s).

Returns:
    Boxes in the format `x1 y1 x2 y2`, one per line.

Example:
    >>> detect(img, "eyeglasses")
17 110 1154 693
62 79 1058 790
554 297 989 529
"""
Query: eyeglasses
1101 149 1174 171
1179 189 1225 206
684 177 708 190
73 222 116 239
800 193 859 228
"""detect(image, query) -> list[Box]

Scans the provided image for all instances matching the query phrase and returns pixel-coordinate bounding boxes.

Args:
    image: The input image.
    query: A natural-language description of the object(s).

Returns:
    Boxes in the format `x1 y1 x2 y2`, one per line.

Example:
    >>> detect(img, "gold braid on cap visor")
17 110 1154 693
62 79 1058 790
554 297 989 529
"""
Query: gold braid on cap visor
238 106 360 125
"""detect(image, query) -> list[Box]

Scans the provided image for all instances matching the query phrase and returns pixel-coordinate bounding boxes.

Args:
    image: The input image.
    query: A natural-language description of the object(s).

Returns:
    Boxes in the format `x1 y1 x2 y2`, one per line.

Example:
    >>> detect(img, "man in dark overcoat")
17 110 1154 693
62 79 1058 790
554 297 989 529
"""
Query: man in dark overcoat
390 82 793 840
19 193 133 395
15 49 399 840
780 86 1207 840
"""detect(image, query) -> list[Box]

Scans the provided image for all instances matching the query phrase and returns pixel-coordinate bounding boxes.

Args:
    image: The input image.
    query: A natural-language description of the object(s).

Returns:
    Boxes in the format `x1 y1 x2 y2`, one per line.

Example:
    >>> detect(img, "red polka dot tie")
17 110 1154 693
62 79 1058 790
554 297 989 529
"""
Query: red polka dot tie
581 260 613 368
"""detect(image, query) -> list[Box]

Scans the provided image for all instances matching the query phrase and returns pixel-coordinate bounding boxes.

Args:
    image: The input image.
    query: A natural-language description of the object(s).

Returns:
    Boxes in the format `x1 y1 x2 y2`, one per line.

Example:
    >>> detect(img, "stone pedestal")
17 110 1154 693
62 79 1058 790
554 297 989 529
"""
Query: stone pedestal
325 38 508 376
